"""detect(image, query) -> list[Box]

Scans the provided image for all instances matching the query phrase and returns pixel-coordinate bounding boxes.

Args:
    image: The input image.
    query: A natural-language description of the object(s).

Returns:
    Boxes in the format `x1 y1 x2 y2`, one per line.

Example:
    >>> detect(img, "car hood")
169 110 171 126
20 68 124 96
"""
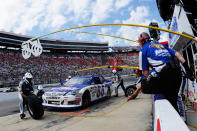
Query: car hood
45 84 88 93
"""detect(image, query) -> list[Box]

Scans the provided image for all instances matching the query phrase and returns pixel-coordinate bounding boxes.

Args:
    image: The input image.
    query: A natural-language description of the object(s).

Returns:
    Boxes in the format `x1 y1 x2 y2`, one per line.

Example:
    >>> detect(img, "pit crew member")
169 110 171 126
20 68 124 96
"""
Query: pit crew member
128 32 194 112
18 72 34 119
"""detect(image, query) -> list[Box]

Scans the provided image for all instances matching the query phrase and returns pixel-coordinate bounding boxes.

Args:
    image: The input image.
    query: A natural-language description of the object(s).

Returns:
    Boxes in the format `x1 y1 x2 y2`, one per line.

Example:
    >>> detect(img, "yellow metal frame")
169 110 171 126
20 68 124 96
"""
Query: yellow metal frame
29 23 196 41
75 66 139 73
71 31 138 44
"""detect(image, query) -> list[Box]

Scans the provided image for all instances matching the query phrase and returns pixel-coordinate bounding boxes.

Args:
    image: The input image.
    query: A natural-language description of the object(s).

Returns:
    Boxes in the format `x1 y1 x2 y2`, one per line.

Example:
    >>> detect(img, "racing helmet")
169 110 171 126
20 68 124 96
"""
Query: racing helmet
24 72 33 82
112 70 117 74
68 76 72 79
25 72 33 78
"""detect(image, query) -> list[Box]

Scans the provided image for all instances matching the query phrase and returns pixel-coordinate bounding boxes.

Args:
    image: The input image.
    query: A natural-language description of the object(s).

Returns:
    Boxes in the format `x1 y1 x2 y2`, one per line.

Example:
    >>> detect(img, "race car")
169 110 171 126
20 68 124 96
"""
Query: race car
42 75 113 108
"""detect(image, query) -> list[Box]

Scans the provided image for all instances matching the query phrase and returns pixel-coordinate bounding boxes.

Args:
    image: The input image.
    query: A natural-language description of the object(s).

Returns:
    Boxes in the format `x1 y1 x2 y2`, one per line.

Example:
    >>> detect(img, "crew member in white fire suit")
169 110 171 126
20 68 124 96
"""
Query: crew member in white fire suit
112 70 126 97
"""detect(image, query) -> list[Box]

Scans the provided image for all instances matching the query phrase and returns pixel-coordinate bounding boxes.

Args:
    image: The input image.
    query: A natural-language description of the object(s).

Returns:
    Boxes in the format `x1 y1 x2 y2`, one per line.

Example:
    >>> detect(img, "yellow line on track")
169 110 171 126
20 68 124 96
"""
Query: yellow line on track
45 100 128 117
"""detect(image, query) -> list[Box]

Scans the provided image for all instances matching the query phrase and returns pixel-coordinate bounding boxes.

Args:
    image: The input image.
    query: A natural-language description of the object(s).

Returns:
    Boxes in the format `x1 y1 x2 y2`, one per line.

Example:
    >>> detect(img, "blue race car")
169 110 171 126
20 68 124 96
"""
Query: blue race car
42 75 113 108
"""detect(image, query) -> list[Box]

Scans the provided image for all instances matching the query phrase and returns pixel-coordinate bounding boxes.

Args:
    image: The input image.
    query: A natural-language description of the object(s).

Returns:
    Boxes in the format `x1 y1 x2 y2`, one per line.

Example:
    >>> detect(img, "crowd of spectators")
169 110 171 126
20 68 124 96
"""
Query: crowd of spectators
110 46 140 52
0 48 139 87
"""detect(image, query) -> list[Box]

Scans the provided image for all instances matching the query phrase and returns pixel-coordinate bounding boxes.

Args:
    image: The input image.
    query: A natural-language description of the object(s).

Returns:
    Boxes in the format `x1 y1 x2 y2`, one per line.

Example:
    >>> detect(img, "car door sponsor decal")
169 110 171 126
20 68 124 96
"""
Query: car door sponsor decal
91 86 96 97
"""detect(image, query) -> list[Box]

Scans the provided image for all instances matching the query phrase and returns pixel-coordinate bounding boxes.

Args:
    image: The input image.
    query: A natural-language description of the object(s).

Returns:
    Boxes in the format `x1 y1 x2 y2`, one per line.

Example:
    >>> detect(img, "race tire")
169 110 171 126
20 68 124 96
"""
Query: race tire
125 85 137 98
106 87 111 99
82 91 91 108
26 94 44 119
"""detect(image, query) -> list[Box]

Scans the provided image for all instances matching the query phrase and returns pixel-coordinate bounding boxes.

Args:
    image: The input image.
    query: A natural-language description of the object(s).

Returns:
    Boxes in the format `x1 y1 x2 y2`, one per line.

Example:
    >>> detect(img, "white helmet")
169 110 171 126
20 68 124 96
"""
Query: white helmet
38 85 43 90
112 70 117 74
68 76 72 79
24 72 33 79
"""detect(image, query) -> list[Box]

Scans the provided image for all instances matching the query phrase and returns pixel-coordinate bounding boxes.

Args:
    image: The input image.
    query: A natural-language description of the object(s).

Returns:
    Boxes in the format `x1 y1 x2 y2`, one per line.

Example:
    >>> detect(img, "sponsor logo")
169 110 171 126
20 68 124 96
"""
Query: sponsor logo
48 101 60 105
46 97 60 99
149 44 164 49
155 49 171 57
169 17 179 48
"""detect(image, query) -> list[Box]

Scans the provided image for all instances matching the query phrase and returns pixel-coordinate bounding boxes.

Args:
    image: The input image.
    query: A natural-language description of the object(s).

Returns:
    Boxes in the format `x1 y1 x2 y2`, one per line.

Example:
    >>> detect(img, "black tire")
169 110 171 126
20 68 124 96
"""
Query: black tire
106 87 111 99
125 85 137 98
26 94 44 119
82 91 91 108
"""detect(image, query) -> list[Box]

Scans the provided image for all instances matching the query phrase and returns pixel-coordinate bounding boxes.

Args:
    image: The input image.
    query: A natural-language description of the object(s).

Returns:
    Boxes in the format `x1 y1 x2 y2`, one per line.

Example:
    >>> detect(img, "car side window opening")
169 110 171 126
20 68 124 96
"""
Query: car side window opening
99 76 105 83
94 77 102 84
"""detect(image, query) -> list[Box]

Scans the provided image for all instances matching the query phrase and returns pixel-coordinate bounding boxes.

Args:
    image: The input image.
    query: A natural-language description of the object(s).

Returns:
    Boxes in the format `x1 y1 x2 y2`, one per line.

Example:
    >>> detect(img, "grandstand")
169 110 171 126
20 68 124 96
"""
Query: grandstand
0 31 139 87
0 31 108 52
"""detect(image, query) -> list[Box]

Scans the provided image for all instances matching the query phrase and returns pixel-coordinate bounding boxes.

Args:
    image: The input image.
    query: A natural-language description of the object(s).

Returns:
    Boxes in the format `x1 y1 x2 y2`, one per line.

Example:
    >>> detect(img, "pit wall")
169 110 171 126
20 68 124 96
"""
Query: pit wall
153 99 189 131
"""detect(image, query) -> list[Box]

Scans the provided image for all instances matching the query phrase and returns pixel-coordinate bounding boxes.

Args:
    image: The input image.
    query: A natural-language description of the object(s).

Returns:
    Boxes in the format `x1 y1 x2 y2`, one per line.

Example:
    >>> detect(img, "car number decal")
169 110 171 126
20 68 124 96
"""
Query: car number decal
97 86 101 97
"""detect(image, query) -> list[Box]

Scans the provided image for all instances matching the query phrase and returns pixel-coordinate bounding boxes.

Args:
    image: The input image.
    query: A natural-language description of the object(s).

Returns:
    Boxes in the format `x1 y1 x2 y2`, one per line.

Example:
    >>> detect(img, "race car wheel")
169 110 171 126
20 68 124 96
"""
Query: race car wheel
125 85 137 98
26 94 44 120
106 87 111 99
82 91 91 107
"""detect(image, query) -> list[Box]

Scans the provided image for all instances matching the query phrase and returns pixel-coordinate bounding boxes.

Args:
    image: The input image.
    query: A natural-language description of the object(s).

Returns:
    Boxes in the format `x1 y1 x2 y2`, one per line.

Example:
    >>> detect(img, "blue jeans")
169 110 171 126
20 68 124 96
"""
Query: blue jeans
115 80 126 95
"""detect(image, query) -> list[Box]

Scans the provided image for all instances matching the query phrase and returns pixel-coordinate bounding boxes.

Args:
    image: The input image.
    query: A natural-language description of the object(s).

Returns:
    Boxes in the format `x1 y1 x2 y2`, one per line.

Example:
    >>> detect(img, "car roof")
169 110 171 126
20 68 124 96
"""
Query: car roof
73 75 103 78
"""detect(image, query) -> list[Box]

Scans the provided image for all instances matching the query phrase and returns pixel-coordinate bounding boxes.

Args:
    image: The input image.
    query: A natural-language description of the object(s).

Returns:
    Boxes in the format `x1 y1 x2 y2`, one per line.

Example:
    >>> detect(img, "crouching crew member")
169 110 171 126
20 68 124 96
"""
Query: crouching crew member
18 72 34 119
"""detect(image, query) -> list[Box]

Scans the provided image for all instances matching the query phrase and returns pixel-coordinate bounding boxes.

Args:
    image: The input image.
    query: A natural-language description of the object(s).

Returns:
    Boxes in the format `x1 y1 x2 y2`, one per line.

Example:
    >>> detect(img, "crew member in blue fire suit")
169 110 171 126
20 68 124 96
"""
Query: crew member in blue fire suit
18 72 34 119
128 32 194 112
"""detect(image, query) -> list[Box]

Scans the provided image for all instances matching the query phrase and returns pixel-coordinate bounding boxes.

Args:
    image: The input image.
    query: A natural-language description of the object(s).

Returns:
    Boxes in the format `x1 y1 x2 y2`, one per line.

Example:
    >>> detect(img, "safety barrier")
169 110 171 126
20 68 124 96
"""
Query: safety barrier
153 99 189 131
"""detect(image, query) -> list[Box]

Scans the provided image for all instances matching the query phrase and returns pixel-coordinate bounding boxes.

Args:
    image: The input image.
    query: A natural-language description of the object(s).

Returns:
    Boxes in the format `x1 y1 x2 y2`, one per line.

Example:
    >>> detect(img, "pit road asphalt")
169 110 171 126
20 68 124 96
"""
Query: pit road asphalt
0 76 152 131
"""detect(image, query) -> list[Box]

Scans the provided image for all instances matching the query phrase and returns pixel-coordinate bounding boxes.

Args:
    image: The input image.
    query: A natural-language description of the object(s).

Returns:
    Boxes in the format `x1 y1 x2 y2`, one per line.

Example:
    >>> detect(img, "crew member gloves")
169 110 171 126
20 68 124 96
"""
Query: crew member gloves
146 71 158 81
182 62 195 81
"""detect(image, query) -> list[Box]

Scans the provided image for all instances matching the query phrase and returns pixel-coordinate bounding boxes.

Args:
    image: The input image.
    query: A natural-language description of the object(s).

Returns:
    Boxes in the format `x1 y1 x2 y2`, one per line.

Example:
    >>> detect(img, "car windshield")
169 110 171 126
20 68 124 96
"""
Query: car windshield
65 77 91 85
